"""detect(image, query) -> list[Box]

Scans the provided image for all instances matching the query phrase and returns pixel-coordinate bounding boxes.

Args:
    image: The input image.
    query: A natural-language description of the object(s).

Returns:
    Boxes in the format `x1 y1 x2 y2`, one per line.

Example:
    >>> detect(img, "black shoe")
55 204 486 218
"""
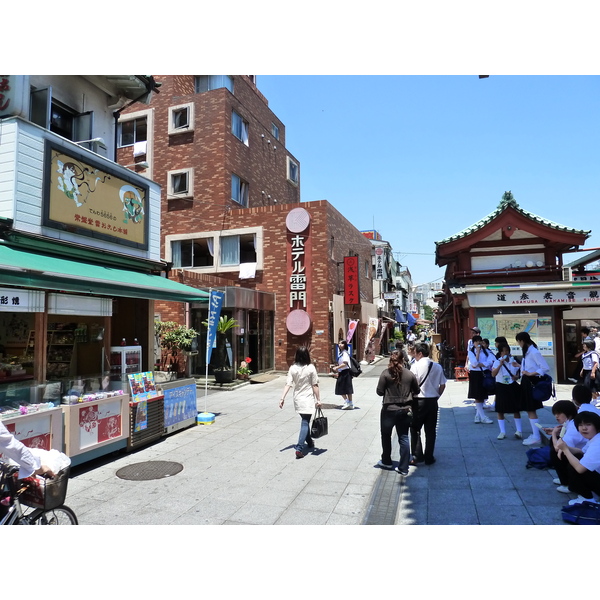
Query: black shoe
424 457 436 466
306 440 315 449
295 450 304 459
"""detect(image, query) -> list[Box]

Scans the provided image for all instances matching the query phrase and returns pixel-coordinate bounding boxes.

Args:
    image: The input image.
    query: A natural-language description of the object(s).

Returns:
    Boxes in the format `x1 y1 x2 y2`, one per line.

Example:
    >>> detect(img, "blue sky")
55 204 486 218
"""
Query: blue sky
256 75 600 286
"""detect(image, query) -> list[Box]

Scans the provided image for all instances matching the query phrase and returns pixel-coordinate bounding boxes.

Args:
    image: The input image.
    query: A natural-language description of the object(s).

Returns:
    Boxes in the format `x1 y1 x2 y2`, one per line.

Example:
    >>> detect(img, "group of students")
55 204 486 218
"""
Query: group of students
544 386 600 505
467 330 551 446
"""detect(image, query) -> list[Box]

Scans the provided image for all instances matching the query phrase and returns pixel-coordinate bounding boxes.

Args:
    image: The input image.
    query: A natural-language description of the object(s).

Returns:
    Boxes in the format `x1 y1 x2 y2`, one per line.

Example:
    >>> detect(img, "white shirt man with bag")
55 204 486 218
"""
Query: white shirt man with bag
409 342 447 465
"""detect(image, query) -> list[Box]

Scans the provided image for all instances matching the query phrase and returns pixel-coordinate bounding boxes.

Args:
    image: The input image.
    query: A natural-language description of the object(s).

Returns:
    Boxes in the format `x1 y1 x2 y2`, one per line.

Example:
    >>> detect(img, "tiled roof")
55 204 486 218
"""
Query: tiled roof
435 191 590 246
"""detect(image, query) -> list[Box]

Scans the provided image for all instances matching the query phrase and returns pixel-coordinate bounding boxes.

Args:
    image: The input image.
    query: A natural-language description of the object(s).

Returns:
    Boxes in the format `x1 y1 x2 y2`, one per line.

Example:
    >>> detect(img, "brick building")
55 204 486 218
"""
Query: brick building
117 76 376 374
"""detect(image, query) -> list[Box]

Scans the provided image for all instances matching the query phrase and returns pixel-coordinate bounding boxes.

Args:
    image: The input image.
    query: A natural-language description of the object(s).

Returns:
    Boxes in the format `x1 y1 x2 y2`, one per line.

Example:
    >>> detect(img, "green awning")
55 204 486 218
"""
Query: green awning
0 244 209 303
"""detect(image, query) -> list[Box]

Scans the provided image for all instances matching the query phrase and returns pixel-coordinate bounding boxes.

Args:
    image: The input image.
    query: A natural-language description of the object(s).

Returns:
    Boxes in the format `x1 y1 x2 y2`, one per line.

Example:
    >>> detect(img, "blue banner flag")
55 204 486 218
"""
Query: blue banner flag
206 290 225 363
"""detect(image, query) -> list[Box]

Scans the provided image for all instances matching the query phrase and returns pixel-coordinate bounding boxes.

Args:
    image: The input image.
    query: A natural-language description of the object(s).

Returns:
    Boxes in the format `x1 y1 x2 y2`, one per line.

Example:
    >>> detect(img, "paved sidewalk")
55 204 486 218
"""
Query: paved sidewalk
64 360 578 525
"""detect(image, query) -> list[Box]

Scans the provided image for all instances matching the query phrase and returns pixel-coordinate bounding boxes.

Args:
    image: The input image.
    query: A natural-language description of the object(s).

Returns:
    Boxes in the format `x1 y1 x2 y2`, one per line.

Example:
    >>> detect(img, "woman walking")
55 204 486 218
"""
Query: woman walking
279 346 321 459
331 340 354 410
468 335 495 424
376 350 420 475
491 342 523 439
515 331 551 446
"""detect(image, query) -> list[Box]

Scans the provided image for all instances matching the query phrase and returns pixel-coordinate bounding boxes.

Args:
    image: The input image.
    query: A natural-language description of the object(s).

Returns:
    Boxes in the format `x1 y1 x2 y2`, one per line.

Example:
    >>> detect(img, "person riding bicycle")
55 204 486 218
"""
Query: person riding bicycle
0 420 55 479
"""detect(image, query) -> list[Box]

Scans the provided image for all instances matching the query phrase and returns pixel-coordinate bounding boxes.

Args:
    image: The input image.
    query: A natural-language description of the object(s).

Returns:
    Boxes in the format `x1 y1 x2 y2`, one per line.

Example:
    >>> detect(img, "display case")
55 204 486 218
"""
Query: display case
62 393 130 466
109 346 142 379
2 407 64 452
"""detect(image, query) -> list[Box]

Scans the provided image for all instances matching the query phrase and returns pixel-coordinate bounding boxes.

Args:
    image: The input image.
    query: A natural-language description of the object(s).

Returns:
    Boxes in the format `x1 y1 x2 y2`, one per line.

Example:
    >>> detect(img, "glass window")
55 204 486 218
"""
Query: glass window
271 123 280 140
232 111 249 145
168 168 194 198
221 235 240 266
119 117 147 147
195 75 234 94
172 239 213 267
231 174 249 207
287 157 299 185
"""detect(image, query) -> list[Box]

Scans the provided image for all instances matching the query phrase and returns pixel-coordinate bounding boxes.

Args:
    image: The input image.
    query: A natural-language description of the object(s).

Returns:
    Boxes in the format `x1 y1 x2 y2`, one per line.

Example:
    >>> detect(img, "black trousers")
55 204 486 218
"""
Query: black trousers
550 444 570 485
567 463 600 498
410 397 439 464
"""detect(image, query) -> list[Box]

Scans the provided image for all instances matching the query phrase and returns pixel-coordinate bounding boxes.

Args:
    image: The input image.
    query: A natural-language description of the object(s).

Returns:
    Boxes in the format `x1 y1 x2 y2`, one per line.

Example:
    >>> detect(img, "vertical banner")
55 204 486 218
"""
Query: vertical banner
374 247 386 280
344 256 360 305
346 319 359 344
206 290 225 363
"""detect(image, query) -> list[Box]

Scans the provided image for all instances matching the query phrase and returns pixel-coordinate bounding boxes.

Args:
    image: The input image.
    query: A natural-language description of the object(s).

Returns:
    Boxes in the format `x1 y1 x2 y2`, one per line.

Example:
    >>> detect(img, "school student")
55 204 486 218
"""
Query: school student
543 400 587 493
555 411 600 505
467 335 495 424
515 331 551 446
491 343 522 439
572 384 600 416
580 341 600 401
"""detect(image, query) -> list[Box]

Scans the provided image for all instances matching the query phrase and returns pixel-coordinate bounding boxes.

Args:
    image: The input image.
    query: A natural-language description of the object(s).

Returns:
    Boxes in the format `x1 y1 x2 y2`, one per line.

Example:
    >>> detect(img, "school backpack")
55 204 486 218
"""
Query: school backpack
525 445 552 469
349 356 362 377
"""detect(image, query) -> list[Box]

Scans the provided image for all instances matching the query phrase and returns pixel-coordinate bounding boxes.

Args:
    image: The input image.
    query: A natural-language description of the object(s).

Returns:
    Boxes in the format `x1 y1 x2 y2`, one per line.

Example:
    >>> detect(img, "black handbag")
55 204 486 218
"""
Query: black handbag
310 407 328 439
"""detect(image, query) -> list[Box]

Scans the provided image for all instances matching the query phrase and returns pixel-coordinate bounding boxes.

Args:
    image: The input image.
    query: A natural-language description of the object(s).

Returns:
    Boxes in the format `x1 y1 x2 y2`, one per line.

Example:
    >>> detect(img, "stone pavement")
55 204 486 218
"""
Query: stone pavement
63 359 579 525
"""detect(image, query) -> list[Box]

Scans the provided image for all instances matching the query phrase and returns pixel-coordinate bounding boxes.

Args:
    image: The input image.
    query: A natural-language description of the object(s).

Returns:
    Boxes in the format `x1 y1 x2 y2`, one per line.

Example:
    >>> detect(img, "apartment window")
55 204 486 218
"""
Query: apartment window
194 75 234 94
231 111 249 145
167 168 194 199
287 157 299 185
231 174 249 207
221 233 256 266
172 239 214 267
166 227 263 273
271 123 280 140
118 117 147 147
168 103 194 135
365 260 370 279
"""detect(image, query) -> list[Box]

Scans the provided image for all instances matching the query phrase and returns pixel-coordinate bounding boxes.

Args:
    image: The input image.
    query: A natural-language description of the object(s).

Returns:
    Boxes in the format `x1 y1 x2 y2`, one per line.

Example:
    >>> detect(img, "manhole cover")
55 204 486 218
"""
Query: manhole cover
320 403 338 410
116 461 183 481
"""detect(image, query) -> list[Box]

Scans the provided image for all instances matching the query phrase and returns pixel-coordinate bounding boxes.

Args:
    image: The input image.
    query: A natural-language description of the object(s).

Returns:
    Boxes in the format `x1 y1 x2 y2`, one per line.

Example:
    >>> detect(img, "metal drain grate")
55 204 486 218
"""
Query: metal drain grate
116 461 183 481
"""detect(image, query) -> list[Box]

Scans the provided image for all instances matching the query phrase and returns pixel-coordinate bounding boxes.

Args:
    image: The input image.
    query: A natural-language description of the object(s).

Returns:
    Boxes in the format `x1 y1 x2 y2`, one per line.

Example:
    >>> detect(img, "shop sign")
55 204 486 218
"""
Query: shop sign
573 272 600 282
43 141 149 250
78 400 122 450
4 416 51 451
290 234 307 308
468 288 600 307
0 288 44 312
374 247 386 280
344 256 360 305
0 75 28 118
163 383 197 427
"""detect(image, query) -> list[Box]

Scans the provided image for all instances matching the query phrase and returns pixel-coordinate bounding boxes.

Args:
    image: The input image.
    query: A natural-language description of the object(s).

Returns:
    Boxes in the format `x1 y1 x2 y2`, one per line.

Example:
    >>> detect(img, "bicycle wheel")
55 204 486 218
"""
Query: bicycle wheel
32 505 78 525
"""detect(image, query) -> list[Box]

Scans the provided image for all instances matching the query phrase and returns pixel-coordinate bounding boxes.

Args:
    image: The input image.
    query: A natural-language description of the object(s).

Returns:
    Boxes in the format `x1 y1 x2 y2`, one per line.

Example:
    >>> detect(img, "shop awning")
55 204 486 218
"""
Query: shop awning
0 244 209 303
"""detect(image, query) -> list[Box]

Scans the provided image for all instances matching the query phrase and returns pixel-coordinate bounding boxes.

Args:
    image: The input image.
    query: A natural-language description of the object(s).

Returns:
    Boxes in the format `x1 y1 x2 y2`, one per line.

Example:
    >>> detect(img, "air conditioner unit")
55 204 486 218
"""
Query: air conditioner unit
328 301 333 312
562 266 572 282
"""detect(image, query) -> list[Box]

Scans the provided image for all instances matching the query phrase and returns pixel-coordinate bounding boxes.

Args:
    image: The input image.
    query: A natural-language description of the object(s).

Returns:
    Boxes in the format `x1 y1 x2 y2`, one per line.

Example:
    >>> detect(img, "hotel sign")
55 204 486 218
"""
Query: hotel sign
43 141 149 249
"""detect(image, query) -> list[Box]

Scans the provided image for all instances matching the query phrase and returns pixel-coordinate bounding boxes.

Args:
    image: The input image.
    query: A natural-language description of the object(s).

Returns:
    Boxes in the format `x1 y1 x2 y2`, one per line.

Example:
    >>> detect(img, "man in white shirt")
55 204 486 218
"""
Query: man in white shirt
410 342 447 465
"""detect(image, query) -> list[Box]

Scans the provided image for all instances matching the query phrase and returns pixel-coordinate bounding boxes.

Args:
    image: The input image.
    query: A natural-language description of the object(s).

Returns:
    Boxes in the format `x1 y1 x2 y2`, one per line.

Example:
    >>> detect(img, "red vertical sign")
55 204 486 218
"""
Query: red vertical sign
344 256 360 305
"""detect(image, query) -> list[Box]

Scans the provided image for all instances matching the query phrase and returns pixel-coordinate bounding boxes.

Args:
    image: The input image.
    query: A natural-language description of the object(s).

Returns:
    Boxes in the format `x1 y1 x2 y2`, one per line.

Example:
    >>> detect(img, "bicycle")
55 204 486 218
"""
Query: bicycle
0 462 78 525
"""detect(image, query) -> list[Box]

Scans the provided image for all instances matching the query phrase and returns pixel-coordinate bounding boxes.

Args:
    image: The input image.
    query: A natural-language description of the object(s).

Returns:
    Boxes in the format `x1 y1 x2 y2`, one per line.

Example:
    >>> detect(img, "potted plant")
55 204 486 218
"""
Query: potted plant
202 315 239 384
154 320 199 381
237 357 253 380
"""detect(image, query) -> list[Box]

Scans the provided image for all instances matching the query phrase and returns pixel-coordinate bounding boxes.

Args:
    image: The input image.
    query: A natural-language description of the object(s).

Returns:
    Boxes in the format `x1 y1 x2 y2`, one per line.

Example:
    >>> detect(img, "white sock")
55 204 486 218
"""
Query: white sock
529 418 540 439
498 419 506 433
514 418 522 433
475 403 486 418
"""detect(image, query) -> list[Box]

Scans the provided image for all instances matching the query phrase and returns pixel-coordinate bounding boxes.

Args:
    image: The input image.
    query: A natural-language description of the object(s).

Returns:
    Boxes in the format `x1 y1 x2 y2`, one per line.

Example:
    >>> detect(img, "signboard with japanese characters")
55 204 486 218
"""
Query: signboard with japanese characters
344 256 360 305
0 75 28 118
43 141 149 249
0 288 44 312
468 287 600 307
78 400 122 450
374 247 386 280
286 208 312 335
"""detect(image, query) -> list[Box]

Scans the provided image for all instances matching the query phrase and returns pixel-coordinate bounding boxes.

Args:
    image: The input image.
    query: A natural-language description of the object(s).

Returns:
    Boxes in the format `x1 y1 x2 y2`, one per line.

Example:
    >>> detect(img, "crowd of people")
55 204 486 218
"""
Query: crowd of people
278 325 600 509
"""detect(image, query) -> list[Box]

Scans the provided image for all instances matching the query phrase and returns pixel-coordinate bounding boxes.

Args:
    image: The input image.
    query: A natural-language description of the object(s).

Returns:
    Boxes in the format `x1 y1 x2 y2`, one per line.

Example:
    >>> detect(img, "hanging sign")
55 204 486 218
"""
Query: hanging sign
206 290 225 363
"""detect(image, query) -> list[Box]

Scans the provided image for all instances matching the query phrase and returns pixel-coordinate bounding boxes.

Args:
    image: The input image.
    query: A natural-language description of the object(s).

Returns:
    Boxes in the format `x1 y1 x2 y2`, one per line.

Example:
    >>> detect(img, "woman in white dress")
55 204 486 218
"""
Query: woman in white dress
279 346 321 459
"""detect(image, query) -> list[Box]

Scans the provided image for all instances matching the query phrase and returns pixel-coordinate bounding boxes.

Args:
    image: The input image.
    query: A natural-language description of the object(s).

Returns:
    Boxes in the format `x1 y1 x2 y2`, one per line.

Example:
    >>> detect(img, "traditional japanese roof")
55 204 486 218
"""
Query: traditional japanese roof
435 192 590 247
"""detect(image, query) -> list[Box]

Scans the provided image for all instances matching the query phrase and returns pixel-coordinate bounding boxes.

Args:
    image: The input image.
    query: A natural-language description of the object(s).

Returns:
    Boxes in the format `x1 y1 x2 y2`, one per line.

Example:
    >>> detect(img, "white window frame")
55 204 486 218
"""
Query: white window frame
231 110 249 145
165 226 263 274
231 173 249 207
167 167 194 199
194 75 234 94
168 102 194 135
287 156 299 185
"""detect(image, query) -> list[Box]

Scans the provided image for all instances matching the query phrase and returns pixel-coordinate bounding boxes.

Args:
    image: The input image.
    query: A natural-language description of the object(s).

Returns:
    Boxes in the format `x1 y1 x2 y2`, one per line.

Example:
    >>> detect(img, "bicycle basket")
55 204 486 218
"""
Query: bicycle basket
20 467 70 510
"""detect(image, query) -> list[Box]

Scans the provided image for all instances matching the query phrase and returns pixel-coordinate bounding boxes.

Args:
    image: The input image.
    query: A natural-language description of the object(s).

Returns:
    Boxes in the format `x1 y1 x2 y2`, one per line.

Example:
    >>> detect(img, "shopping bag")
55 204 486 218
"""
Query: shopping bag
310 407 328 439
